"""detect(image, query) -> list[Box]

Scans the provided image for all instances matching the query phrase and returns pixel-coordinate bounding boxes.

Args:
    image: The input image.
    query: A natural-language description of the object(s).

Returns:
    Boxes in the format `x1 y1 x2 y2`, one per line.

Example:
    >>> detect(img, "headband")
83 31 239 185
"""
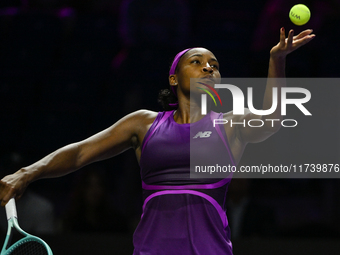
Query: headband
169 48 194 98
169 48 193 76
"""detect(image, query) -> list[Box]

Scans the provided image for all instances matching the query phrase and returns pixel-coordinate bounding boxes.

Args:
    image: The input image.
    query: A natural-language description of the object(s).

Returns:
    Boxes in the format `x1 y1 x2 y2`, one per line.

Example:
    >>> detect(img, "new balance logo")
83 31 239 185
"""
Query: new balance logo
193 131 212 139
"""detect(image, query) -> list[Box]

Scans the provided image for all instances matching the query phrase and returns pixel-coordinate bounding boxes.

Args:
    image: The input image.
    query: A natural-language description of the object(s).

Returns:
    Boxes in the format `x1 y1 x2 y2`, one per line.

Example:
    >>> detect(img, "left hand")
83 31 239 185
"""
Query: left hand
270 28 315 59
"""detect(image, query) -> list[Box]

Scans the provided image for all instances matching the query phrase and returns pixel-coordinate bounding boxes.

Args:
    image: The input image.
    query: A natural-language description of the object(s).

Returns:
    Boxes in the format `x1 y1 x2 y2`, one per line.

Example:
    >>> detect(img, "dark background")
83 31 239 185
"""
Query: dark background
0 0 339 254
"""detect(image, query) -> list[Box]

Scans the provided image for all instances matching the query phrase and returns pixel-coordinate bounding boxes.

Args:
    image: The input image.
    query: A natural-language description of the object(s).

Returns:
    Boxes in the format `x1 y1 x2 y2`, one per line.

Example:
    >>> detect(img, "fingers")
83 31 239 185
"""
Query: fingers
0 181 10 206
279 27 286 47
0 178 18 207
280 28 298 49
287 29 294 50
0 187 10 207
293 29 313 40
271 27 315 58
292 30 315 51
1 192 14 207
292 29 315 43
285 28 315 50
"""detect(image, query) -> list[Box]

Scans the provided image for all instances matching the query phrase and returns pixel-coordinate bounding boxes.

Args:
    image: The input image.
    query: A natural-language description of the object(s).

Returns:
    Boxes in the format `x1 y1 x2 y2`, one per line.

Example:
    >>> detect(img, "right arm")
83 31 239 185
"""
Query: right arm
0 109 156 206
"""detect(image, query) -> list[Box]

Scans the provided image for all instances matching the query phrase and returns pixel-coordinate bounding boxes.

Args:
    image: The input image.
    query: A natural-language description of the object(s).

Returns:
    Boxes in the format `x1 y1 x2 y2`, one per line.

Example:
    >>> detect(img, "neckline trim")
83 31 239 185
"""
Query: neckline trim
170 110 211 126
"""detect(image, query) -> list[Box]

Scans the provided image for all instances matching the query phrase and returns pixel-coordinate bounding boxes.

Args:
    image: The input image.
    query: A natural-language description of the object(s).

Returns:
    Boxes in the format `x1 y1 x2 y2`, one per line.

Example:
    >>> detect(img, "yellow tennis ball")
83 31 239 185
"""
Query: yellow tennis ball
289 4 311 26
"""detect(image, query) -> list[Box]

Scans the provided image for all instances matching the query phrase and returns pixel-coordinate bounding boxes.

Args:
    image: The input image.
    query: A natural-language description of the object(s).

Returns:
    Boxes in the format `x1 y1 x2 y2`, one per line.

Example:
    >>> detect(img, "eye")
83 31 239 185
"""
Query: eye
211 64 219 70
191 59 200 64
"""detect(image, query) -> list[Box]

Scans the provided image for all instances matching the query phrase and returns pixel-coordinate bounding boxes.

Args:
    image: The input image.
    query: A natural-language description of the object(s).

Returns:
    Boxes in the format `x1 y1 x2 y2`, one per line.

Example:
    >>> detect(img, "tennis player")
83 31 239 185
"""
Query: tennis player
0 28 314 254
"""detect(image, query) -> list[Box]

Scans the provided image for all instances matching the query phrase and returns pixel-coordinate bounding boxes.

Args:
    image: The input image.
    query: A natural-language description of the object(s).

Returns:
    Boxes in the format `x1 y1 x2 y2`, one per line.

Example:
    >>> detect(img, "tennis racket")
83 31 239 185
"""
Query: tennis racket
0 198 53 255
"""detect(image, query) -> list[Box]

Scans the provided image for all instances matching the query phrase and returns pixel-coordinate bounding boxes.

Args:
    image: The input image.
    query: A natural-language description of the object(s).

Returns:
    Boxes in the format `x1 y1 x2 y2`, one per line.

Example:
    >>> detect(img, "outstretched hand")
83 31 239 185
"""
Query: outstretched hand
270 28 315 59
0 171 29 206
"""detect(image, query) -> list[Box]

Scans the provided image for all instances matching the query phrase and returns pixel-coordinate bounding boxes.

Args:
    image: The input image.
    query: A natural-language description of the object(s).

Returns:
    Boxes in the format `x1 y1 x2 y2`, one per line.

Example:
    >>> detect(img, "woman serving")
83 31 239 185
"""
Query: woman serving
0 28 314 254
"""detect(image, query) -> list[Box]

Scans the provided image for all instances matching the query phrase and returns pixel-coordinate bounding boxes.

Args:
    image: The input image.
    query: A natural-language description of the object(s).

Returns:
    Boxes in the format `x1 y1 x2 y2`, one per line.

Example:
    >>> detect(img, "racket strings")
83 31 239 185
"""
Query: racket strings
8 240 48 255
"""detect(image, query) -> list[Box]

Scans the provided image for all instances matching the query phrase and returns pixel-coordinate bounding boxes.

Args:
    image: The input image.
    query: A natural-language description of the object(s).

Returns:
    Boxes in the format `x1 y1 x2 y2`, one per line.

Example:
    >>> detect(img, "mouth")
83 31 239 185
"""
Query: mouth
200 76 216 84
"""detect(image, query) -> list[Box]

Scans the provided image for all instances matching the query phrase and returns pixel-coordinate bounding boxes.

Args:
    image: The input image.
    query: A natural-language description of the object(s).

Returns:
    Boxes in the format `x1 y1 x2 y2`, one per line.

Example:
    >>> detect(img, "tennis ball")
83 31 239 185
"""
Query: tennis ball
289 4 311 26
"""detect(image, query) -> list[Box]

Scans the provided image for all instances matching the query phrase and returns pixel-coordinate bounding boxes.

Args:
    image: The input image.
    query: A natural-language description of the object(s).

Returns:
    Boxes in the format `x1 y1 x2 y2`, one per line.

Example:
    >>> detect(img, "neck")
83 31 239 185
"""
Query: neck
174 94 208 124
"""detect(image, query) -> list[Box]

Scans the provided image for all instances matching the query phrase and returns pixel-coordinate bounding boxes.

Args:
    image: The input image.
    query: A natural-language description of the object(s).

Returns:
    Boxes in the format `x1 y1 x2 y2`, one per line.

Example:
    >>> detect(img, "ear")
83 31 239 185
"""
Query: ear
169 75 178 87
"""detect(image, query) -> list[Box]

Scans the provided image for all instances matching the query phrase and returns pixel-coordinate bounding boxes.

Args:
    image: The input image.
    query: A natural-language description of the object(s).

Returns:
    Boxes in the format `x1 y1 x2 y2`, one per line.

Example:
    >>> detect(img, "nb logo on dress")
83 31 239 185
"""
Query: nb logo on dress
193 131 212 139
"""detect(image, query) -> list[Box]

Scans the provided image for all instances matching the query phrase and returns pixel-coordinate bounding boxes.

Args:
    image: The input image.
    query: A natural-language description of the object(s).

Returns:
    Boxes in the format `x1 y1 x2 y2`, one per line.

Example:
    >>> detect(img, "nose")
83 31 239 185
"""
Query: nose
203 64 213 73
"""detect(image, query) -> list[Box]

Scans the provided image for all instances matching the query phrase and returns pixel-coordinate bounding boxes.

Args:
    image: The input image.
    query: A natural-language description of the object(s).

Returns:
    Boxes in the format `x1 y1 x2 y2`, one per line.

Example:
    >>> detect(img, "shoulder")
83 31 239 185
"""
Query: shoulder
128 109 159 124
101 110 159 140
119 109 158 123
122 109 159 137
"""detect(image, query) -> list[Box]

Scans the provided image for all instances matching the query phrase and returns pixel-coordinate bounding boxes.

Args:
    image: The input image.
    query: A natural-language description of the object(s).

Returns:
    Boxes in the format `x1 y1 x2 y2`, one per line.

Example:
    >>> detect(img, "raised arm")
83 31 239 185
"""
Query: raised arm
0 110 156 206
237 28 315 144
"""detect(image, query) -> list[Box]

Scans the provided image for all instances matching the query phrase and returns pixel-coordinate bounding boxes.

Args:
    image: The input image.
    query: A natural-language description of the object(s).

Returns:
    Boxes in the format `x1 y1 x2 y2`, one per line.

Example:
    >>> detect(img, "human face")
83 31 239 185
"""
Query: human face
170 48 221 96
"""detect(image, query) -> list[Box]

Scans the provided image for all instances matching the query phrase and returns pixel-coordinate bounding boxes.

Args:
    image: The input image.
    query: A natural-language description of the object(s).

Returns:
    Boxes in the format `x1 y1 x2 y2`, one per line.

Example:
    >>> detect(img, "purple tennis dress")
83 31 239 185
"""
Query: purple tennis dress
133 110 235 255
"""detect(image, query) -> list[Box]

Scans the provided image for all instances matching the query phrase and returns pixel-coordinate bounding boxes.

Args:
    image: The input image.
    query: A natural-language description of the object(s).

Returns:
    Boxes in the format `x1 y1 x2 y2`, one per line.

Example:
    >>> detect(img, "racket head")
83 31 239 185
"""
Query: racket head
2 236 53 255
1 199 53 255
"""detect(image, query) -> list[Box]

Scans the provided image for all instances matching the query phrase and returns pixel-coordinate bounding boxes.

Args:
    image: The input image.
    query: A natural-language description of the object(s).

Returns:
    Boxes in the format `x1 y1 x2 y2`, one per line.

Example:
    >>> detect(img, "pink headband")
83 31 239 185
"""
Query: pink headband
169 48 193 97
169 48 193 76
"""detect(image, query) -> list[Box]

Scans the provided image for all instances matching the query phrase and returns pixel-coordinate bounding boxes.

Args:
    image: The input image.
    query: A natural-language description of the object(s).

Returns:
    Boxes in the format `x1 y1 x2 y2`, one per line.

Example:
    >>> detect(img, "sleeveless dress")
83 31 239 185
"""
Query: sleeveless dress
133 110 235 255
